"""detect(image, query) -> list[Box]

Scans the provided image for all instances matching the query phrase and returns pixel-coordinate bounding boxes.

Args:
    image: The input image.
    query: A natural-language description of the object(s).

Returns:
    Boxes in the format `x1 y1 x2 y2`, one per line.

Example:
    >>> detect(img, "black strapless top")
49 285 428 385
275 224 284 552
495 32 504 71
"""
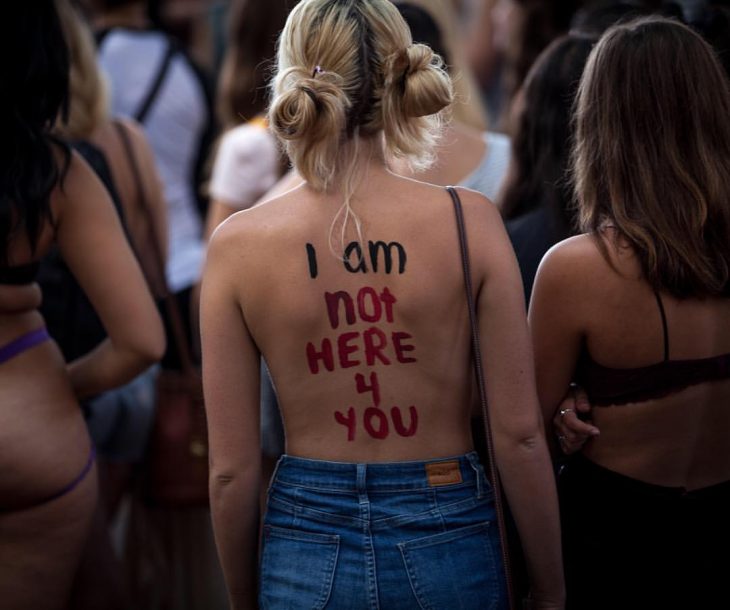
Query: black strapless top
576 291 730 406
0 262 40 285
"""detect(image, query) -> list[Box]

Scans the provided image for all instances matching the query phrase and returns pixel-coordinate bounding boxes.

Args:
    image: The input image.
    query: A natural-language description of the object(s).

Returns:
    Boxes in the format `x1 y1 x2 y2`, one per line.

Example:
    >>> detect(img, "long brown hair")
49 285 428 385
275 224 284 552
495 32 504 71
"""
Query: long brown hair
573 17 730 298
216 0 292 129
501 34 596 229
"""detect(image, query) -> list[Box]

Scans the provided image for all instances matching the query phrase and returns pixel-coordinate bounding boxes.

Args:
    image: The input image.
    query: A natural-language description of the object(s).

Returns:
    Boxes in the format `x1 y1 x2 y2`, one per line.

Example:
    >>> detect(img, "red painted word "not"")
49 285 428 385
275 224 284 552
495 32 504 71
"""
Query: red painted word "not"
325 287 396 329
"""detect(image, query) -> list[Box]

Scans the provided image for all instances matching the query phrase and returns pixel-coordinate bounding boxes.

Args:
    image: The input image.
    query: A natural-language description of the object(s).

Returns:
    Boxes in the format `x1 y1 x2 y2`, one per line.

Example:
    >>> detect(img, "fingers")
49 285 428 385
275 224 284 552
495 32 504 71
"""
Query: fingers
571 384 591 414
555 430 586 455
556 409 599 438
553 385 600 454
553 411 592 452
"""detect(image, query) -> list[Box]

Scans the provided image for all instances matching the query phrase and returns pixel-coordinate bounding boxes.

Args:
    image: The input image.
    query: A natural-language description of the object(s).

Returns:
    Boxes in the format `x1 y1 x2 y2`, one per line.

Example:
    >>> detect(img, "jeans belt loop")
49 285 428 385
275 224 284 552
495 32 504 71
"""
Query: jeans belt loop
467 453 484 499
356 463 368 500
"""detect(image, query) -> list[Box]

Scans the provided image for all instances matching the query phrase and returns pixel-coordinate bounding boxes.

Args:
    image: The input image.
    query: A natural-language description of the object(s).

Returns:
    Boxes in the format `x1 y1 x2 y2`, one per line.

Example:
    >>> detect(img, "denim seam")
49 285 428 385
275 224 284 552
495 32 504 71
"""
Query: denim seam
263 524 340 544
272 479 359 494
317 535 340 609
370 495 490 530
401 522 491 550
398 544 430 610
272 479 479 494
268 495 365 527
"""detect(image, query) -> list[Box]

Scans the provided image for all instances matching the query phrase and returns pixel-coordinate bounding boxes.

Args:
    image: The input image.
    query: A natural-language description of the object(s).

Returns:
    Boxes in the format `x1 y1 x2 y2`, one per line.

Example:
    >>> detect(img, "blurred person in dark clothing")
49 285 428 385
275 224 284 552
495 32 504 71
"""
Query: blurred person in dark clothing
501 35 597 304
90 0 214 367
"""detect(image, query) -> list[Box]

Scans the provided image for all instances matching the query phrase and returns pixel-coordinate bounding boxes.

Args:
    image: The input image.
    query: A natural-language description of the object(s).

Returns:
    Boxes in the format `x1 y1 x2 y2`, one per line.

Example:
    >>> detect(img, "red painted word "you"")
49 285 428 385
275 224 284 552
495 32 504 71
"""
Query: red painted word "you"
334 372 419 441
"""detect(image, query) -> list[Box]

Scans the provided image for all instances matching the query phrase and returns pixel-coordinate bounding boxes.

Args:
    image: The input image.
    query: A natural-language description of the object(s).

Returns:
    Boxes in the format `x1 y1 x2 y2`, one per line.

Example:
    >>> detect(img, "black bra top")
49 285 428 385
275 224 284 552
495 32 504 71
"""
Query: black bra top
0 262 40 285
576 291 730 406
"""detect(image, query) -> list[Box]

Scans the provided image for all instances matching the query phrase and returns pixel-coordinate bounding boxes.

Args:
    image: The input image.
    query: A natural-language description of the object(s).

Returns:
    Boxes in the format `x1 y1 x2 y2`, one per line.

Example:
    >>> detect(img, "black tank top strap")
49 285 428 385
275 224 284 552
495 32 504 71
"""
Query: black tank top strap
653 290 670 361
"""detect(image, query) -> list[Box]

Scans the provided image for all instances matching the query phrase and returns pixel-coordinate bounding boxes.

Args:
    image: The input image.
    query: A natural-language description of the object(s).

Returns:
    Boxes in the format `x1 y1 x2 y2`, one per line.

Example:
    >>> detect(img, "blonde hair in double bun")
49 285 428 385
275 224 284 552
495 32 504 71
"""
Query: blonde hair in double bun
268 0 453 191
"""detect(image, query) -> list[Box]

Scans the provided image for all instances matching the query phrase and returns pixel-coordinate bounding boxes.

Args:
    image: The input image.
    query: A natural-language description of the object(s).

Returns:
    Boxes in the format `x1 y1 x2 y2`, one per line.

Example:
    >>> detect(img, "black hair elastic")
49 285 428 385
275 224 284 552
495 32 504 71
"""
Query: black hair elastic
300 86 322 111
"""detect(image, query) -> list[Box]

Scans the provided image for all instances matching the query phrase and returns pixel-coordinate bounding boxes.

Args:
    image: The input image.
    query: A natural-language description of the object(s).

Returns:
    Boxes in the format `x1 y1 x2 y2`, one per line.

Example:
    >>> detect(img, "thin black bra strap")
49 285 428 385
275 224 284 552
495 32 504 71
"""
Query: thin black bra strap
653 290 670 361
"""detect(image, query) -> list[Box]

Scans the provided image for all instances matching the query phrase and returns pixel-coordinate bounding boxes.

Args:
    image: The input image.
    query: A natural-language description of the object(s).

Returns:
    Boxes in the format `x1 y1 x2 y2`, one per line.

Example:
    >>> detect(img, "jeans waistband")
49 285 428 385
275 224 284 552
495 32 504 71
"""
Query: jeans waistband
272 452 486 494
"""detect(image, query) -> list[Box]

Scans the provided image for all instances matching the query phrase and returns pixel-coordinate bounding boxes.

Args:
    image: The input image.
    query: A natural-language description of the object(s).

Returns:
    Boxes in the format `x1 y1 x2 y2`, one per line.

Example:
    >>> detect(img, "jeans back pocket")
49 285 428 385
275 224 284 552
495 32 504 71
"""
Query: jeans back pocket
259 525 340 610
398 521 505 610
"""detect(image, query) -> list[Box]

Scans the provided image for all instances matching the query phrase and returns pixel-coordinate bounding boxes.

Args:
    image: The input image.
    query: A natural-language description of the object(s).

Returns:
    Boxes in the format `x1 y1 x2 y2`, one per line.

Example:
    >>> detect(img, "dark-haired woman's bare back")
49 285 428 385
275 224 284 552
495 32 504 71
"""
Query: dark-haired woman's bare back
0 153 164 610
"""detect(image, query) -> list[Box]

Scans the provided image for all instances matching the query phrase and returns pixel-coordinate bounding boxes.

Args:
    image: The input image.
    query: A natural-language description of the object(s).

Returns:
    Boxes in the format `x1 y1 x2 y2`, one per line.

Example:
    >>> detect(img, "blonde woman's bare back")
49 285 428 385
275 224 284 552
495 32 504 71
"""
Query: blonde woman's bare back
203 2 562 606
214 170 484 462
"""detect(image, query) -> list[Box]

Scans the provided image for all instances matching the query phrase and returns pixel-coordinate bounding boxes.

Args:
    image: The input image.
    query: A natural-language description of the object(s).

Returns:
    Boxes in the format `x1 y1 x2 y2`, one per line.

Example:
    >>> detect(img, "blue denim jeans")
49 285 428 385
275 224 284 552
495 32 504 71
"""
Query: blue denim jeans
260 452 507 610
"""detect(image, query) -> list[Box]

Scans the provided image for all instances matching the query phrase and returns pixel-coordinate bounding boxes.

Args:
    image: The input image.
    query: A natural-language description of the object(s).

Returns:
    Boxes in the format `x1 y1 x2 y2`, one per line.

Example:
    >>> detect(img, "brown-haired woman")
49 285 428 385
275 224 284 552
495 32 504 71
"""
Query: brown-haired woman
202 0 564 608
204 0 293 237
529 17 730 610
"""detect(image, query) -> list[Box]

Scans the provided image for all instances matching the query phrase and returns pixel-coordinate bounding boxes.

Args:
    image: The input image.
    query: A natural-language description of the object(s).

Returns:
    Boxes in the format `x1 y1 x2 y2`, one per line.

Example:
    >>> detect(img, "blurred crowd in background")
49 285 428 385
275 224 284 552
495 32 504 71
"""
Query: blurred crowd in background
7 1 729 609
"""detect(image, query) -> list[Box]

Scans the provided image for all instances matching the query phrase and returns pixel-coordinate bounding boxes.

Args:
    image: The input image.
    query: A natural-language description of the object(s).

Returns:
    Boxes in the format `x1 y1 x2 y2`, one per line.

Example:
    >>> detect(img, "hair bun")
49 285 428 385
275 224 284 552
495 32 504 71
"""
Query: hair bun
386 43 452 118
269 67 349 143
405 44 436 76
268 66 351 189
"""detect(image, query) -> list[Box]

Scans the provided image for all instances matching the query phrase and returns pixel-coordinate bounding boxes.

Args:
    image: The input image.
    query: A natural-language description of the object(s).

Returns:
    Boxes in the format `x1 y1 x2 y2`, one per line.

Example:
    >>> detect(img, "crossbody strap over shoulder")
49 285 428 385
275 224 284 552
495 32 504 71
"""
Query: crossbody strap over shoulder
134 37 175 124
113 120 196 377
446 185 516 609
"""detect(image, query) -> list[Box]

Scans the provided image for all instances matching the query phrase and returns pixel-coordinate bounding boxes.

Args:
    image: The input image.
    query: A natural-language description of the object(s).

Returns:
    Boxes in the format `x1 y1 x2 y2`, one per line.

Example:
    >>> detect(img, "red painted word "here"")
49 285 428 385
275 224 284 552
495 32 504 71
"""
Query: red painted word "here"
305 286 417 375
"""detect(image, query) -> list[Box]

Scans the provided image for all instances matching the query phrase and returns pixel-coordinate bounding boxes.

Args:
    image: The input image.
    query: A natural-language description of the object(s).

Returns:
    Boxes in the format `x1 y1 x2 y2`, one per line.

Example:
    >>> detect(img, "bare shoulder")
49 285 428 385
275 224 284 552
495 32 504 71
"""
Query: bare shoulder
207 191 299 263
207 207 260 262
445 185 509 247
53 149 99 202
401 181 496 221
112 116 147 143
453 185 499 219
537 233 607 283
530 233 622 321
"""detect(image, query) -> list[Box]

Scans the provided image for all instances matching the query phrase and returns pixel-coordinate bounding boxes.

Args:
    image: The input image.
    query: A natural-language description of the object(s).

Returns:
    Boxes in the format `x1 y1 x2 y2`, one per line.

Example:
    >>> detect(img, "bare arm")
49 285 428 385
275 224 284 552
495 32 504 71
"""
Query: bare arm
201 220 261 610
129 121 168 279
0 283 42 313
528 242 587 438
56 152 165 399
119 119 168 298
464 190 564 607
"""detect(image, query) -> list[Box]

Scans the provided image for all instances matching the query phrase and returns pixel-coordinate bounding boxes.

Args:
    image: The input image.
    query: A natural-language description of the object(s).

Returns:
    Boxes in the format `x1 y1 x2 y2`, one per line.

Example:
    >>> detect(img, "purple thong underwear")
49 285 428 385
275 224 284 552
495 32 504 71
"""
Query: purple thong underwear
0 327 50 365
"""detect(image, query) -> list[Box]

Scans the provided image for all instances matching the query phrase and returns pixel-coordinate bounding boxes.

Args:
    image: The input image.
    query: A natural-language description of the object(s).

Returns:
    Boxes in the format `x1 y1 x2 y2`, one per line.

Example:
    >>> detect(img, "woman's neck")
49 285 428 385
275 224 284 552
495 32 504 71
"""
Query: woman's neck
325 135 390 194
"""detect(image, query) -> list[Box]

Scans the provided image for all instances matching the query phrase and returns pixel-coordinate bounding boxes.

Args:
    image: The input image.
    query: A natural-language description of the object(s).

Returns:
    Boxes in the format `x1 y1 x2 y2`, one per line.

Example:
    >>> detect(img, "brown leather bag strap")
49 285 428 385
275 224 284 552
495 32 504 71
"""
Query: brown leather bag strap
113 119 196 377
447 185 516 609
